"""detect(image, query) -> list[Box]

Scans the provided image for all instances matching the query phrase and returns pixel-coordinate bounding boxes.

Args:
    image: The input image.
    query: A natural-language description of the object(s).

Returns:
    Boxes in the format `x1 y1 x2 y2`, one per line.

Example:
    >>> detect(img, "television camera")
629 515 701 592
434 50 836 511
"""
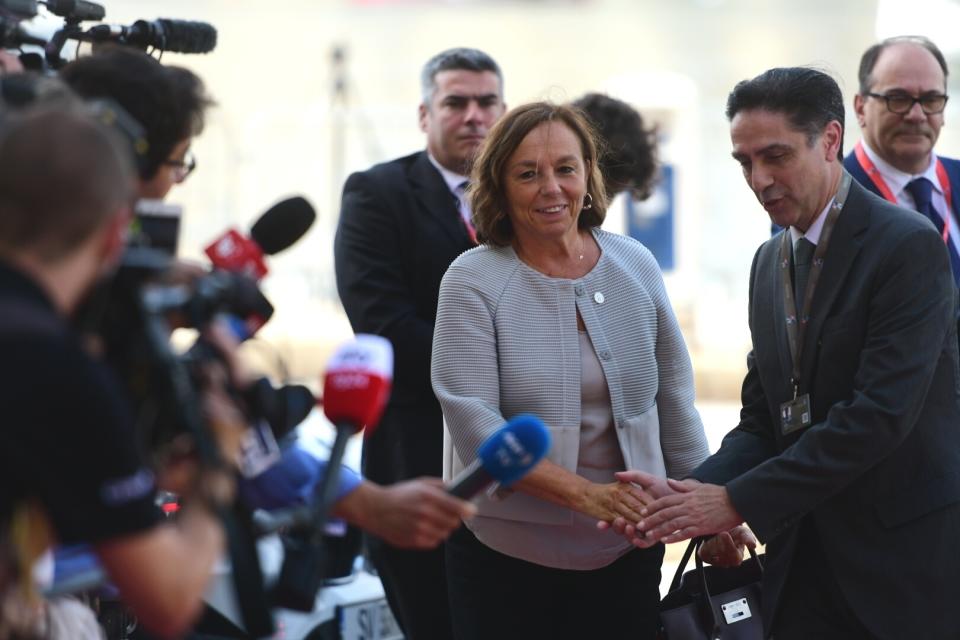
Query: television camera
0 0 216 71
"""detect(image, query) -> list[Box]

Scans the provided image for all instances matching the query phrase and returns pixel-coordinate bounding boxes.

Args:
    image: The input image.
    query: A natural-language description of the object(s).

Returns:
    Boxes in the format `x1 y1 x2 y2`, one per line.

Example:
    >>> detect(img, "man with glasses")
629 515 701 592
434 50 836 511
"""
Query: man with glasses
845 36 960 293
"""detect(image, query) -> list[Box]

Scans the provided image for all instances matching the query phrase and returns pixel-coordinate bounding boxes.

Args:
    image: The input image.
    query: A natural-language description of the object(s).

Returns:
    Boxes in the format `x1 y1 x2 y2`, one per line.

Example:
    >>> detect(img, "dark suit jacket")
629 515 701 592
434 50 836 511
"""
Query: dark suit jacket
334 151 474 485
692 179 960 638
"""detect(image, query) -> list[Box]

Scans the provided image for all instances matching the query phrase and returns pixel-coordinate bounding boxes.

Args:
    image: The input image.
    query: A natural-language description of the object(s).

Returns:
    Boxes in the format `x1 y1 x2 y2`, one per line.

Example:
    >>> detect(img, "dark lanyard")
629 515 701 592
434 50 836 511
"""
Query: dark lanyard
778 171 852 394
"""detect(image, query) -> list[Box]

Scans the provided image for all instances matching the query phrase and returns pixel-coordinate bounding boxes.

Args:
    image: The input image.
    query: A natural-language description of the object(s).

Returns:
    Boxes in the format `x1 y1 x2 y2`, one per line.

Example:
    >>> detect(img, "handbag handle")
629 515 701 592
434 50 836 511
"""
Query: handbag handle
669 536 763 587
667 536 702 593
668 537 763 640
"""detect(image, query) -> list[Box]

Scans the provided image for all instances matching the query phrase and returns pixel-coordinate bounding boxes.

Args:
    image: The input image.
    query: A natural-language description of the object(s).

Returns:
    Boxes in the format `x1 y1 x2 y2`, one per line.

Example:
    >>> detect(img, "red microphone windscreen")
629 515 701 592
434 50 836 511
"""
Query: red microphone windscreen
322 335 393 434
204 228 269 280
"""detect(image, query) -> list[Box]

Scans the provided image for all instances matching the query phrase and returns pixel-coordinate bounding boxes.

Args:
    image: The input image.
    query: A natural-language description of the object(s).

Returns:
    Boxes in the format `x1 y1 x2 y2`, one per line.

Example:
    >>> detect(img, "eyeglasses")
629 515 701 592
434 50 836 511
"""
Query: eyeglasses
865 91 949 115
163 151 197 181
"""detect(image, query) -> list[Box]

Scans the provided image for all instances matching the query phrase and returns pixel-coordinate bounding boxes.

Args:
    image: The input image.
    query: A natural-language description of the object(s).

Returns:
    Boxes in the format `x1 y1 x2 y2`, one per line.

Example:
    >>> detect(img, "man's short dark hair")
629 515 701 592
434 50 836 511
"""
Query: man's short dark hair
857 35 949 95
420 48 502 105
572 93 658 200
0 107 134 263
60 47 213 181
726 67 845 159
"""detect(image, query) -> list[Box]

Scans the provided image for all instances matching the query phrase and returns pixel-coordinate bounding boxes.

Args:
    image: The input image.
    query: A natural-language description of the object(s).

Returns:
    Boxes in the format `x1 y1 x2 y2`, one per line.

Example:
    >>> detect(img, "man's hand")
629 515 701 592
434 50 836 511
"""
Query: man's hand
637 481 743 544
336 478 476 549
596 472 699 548
615 470 686 500
698 525 758 567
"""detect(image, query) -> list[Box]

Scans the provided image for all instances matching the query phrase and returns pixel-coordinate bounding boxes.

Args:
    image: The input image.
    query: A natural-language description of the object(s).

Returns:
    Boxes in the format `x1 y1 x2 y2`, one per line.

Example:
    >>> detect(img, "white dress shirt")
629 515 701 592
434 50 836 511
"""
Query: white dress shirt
427 152 472 226
789 196 835 247
860 141 960 257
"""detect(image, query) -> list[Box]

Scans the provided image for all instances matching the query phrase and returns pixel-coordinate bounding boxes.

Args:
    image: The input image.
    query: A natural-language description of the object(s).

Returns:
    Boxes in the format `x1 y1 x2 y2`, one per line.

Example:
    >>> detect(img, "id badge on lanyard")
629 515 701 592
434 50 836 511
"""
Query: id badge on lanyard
778 172 852 436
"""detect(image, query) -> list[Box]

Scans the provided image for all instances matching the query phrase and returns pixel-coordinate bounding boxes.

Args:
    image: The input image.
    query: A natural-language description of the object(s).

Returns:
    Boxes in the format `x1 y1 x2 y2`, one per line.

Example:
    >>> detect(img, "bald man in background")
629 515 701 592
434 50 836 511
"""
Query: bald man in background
844 36 960 344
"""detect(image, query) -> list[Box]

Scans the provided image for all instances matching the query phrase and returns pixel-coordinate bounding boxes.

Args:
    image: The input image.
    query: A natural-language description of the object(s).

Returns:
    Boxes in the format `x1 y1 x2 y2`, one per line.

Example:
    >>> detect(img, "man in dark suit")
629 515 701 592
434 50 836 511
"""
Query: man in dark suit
844 36 960 346
333 48 505 639
625 68 960 638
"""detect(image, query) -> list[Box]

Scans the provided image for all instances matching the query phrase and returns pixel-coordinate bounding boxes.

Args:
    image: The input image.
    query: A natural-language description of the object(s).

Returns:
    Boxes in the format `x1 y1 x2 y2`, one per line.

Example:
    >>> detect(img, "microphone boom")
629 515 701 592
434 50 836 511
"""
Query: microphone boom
85 18 216 54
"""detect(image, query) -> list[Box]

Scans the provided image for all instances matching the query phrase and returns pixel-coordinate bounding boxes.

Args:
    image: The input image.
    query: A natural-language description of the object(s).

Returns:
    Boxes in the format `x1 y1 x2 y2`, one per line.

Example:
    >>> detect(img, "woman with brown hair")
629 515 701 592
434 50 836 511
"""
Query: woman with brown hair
432 102 710 638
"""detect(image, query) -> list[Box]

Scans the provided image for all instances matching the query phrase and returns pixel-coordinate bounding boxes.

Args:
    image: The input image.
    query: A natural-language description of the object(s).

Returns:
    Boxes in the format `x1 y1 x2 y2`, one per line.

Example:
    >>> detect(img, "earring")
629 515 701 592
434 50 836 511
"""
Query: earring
582 193 593 210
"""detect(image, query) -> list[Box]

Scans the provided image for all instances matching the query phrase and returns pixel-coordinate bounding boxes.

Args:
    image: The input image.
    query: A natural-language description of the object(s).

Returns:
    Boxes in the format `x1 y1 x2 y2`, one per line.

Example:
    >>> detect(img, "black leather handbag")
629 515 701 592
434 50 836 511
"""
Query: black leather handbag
658 538 765 640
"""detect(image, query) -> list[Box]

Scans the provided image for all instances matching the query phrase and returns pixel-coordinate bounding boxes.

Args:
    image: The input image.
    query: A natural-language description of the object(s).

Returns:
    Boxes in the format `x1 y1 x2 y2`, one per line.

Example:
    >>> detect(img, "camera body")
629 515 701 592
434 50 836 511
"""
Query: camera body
1 0 216 71
85 227 274 457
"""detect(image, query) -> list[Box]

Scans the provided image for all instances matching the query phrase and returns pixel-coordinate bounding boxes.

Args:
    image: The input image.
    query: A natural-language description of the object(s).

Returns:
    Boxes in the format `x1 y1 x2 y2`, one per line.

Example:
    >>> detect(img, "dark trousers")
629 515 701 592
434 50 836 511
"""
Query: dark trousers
771 522 875 640
445 525 664 640
366 533 454 640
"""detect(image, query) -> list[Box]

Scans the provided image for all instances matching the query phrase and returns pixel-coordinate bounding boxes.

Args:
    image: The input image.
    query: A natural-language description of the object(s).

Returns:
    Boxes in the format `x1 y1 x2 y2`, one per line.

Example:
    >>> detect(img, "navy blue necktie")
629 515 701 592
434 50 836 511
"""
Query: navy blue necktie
905 177 960 284
906 177 937 229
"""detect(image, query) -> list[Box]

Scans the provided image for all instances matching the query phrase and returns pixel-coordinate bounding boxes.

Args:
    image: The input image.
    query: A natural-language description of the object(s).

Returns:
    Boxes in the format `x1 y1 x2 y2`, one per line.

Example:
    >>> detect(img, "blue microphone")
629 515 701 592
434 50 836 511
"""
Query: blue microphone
447 414 550 499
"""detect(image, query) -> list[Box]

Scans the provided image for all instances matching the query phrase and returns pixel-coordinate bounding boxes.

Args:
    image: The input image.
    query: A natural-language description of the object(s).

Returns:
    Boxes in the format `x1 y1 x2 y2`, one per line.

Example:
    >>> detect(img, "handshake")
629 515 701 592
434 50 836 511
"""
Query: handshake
594 471 758 567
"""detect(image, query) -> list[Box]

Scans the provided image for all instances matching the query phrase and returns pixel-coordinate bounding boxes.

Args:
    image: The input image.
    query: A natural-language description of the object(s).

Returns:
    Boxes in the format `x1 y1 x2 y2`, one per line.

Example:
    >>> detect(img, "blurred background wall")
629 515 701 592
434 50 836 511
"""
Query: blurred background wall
53 0 960 399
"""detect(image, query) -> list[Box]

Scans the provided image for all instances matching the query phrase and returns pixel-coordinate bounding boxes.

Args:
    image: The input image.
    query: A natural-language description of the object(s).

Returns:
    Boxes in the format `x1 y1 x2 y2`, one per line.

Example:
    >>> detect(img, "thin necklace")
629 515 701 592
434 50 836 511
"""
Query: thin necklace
514 233 585 277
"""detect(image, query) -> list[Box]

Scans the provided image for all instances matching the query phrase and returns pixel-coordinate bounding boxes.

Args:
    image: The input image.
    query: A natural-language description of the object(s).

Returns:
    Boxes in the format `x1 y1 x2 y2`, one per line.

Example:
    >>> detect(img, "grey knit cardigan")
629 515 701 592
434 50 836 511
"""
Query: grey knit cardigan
432 228 710 525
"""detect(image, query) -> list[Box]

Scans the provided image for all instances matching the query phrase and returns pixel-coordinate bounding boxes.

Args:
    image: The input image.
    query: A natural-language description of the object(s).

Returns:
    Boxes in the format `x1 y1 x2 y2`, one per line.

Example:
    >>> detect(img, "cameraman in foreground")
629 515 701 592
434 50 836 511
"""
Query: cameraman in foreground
0 105 245 638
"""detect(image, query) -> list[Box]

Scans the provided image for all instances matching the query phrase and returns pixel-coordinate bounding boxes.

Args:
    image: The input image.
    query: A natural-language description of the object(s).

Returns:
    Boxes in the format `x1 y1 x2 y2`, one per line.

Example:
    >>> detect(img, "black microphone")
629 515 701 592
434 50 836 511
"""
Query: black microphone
205 196 317 280
43 0 104 21
250 196 316 256
243 378 316 440
87 18 217 54
145 18 216 53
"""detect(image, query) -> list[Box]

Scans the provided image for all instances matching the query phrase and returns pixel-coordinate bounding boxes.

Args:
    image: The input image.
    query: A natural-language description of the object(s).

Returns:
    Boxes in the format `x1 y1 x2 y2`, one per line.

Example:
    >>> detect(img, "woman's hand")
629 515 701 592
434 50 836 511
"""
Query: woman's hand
597 471 688 545
512 460 652 524
697 525 758 567
577 481 651 523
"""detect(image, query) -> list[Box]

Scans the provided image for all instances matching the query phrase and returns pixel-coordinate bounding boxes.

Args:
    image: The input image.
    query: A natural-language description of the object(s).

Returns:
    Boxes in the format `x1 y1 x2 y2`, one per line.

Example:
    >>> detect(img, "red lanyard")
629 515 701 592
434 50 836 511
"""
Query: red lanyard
854 141 953 244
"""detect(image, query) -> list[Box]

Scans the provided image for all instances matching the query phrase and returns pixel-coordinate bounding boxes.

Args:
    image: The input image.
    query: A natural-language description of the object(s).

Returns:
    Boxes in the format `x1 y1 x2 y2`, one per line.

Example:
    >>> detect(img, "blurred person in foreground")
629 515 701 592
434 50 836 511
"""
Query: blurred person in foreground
59 46 474 555
335 47 506 638
431 102 711 639
622 67 960 639
0 104 246 639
